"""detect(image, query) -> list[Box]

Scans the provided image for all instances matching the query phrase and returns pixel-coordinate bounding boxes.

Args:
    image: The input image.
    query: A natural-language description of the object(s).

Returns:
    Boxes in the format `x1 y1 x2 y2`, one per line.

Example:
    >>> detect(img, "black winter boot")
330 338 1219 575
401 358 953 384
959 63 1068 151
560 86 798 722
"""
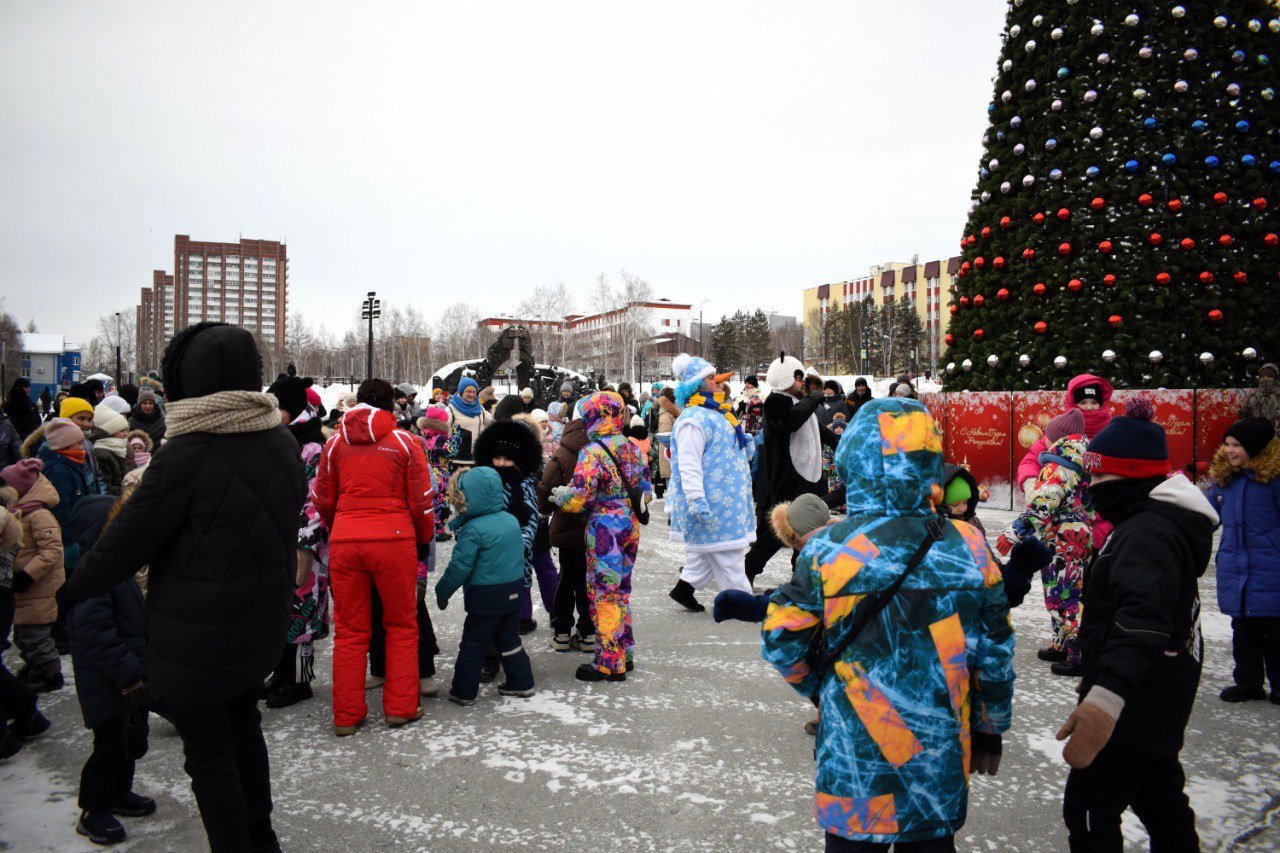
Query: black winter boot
480 657 500 683
113 791 157 817
669 579 705 613
1037 647 1067 662
77 811 126 845
1220 684 1267 703
575 664 625 683
265 682 313 709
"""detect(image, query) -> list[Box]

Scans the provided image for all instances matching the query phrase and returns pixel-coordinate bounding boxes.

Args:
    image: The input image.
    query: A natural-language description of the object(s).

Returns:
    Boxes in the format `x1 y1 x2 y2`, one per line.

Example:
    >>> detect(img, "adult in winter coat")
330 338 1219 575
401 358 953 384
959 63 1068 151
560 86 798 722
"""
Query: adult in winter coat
1059 399 1217 850
2 461 65 692
664 355 756 612
815 379 846 427
537 417 595 651
656 388 680 481
1207 417 1280 703
761 398 1014 849
127 387 166 445
4 379 40 439
312 378 434 736
995 410 1095 675
846 378 873 418
551 392 652 682
69 322 307 853
448 377 490 468
31 418 101 546
745 354 836 584
0 409 21 470
1239 363 1280 432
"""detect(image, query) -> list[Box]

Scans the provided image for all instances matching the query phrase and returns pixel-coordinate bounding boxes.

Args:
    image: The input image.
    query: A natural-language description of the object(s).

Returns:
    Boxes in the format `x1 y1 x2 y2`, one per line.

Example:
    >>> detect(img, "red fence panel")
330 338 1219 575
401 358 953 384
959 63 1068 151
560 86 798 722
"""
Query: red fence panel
1195 389 1249 474
944 391 1014 508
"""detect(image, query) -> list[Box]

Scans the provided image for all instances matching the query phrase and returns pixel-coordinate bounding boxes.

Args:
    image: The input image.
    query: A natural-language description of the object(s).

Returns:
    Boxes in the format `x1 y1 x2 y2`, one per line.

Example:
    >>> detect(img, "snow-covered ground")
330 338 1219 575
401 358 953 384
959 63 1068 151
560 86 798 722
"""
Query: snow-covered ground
3 505 1277 851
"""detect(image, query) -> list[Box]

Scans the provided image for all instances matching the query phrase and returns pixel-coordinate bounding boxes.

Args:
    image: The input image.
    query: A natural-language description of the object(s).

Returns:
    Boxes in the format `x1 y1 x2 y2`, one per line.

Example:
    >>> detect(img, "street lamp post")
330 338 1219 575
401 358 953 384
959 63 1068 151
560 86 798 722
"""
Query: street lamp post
697 298 710 358
361 291 381 381
114 312 122 389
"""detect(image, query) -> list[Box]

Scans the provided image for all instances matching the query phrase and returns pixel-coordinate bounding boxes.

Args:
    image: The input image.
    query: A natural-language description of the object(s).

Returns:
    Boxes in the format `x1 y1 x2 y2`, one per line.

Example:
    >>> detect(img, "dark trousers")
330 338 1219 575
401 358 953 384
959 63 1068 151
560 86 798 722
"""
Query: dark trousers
450 610 533 702
270 642 315 687
1230 616 1280 692
370 589 438 678
168 685 279 853
78 715 146 813
551 547 593 637
744 506 784 582
1063 741 1198 852
825 832 955 852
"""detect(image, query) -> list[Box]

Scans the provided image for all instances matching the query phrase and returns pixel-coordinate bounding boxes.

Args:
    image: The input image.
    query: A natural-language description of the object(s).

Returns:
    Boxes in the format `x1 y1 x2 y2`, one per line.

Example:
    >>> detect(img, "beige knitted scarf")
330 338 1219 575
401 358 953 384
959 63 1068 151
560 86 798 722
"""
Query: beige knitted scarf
166 391 282 439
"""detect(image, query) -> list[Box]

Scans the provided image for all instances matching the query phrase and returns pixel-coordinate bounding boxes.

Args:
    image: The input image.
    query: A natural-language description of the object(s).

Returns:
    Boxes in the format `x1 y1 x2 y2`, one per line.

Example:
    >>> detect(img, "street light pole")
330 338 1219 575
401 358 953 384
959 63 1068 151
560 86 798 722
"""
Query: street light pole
361 291 381 381
698 298 710 358
114 312 122 389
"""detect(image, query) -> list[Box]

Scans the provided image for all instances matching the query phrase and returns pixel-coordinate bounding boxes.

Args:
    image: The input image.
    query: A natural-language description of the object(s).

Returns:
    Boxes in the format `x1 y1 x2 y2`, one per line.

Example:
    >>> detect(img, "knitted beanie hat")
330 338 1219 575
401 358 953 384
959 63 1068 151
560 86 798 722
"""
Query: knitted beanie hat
44 417 84 451
943 476 973 506
1084 397 1169 477
60 396 93 419
0 458 43 495
770 493 832 549
1046 409 1086 444
93 402 130 436
101 394 131 415
137 387 158 406
1224 417 1276 459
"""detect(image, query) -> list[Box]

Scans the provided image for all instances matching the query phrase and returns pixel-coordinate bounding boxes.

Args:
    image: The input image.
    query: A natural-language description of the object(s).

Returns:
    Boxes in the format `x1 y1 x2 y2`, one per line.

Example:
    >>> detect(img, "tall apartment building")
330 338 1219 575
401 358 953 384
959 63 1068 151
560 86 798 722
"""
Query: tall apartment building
137 235 288 371
801 255 961 374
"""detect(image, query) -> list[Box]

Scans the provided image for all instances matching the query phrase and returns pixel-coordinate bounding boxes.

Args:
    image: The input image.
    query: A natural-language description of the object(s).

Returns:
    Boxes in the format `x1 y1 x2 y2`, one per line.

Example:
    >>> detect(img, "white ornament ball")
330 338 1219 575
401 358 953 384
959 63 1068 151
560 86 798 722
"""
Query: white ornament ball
1139 46 1153 59
1102 349 1117 363
1022 173 1036 187
1002 59 1013 72
1014 143 1026 156
980 191 991 202
1174 80 1189 93
1213 15 1228 28
1248 19 1261 32
1002 90 1013 103
1270 20 1279 34
946 362 956 374
1000 181 1012 194
1013 0 1023 6
1125 13 1140 26
1026 39 1037 53
1018 354 1031 367
1097 52 1111 65
1051 27 1064 40
1134 88 1148 100
1025 79 1037 92
1184 48 1198 61
1243 347 1258 360
1051 98 1064 111
1149 350 1163 364
1049 168 1064 181
1089 126 1104 140
962 359 974 372
1054 356 1068 370
1199 352 1214 365
987 355 1000 368
988 158 1000 170
1010 24 1022 37
1226 82 1241 97
1032 14 1044 27
1084 89 1098 103
1171 6 1186 19
1091 23 1104 37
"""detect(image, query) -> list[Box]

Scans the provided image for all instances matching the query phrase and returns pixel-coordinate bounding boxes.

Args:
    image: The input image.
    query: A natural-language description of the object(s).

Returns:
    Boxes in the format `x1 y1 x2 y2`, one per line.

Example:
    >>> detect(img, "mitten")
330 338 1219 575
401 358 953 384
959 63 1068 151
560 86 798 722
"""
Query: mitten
11 571 34 593
970 732 1003 775
550 485 574 507
712 589 770 624
1056 699 1118 769
436 593 449 611
416 542 432 563
993 527 1021 559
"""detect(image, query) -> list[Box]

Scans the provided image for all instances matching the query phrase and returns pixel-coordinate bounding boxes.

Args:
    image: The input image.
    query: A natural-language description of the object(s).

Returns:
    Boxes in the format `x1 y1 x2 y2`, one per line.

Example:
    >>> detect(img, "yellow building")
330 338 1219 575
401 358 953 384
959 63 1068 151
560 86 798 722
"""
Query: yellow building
801 255 961 375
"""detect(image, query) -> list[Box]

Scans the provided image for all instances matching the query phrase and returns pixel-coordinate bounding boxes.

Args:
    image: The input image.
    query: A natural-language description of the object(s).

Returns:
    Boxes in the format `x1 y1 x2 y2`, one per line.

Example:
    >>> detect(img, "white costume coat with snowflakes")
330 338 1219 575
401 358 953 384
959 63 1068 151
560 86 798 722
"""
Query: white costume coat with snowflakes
666 404 756 553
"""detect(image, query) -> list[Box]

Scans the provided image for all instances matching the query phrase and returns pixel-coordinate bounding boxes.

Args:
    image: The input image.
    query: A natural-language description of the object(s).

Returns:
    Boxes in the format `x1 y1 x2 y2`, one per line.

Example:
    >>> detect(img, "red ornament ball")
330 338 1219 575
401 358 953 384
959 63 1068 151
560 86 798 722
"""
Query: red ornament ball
1058 242 1072 255
974 294 986 308
1253 198 1268 211
945 333 954 346
1213 192 1228 205
1199 271 1215 284
1218 233 1234 247
993 256 1006 270
1233 271 1248 284
1208 309 1223 323
1068 278 1083 293
1000 215 1012 229
1167 198 1183 212
959 295 971 308
1180 237 1196 250
981 226 992 239
1138 193 1154 207
1057 207 1071 221
1156 272 1172 286
1099 240 1113 254
1033 212 1046 225
1033 282 1047 296
961 261 971 273
974 328 985 340
1103 273 1117 287
1148 232 1163 246
1265 233 1279 247
974 256 986 269
997 287 1010 301
1109 315 1123 328
1034 321 1048 335
949 304 958 315
1091 197 1106 211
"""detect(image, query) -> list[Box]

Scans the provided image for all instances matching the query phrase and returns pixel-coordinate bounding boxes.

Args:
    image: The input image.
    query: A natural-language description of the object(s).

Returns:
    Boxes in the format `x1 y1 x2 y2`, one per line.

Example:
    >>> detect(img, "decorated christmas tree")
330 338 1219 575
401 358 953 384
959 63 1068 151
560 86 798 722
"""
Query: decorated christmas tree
944 2 1280 391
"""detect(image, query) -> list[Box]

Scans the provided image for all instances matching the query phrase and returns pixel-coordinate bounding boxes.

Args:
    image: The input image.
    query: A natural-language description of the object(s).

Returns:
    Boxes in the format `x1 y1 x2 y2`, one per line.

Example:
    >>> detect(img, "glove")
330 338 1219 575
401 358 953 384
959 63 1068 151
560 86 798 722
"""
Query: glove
11 571 34 593
970 732 1003 775
416 542 432 563
121 680 152 726
688 498 712 519
550 486 574 506
993 528 1021 559
436 593 449 611
416 577 428 602
1056 700 1118 769
712 590 770 623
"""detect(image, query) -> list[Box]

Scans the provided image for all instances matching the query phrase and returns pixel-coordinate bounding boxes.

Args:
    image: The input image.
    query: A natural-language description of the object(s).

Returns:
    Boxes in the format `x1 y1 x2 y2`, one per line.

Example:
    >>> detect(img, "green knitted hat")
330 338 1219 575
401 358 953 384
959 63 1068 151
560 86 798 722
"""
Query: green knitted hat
943 476 972 506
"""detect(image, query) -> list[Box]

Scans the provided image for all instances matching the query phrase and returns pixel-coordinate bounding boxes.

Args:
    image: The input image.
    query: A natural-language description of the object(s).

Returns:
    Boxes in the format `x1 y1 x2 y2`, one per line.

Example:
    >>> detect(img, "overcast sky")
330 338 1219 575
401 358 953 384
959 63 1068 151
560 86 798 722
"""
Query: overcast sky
0 0 1007 345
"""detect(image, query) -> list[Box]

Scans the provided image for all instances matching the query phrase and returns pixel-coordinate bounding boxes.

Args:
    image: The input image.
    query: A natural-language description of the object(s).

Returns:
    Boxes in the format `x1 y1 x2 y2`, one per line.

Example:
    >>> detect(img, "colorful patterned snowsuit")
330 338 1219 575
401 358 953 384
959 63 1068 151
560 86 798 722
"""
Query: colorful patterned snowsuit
553 392 651 675
422 429 460 539
290 438 330 647
1002 435 1094 665
761 399 1015 846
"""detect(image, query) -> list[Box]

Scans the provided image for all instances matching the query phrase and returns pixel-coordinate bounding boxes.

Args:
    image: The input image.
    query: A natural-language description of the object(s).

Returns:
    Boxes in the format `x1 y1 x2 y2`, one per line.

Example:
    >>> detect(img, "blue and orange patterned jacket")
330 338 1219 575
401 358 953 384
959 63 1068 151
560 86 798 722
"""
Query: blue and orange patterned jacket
761 398 1015 844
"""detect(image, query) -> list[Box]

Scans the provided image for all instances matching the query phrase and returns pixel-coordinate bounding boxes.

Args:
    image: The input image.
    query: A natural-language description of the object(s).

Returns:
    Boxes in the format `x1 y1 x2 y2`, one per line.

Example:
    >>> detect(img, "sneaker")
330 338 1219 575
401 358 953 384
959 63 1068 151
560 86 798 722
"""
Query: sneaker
572 633 596 653
112 791 157 818
29 672 64 693
1219 684 1267 703
669 579 705 613
480 659 500 683
12 711 51 741
575 663 625 683
365 674 385 690
419 677 440 698
1050 661 1084 678
519 618 538 635
1037 648 1067 663
447 694 476 706
498 683 536 697
551 633 572 652
264 682 313 709
385 706 425 728
76 811 126 845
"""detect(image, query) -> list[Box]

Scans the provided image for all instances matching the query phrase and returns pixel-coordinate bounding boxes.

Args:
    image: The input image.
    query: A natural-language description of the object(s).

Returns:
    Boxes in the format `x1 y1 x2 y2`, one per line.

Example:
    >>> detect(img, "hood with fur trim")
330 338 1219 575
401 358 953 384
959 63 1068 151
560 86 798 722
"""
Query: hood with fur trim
1209 438 1280 488
474 418 544 477
21 424 47 459
126 429 153 453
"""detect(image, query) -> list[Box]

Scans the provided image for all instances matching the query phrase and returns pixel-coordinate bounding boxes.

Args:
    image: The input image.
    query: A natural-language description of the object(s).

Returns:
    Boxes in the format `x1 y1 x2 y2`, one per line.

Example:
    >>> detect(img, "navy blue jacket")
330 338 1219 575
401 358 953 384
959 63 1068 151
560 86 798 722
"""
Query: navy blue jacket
1209 442 1280 618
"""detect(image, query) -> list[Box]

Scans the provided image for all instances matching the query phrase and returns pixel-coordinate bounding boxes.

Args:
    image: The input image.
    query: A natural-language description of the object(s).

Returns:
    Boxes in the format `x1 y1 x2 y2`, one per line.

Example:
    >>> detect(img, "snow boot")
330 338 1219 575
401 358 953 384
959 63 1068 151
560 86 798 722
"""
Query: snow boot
551 633 572 652
1037 647 1067 663
77 811 126 845
12 710 50 741
0 729 21 759
365 674 385 690
265 682 313 709
1219 684 1267 703
112 791 157 818
334 719 364 737
519 618 538 635
498 683 536 697
575 664 625 683
29 671 64 693
1050 661 1084 678
385 706 424 728
419 677 440 698
669 579 705 613
571 632 596 653
447 694 475 706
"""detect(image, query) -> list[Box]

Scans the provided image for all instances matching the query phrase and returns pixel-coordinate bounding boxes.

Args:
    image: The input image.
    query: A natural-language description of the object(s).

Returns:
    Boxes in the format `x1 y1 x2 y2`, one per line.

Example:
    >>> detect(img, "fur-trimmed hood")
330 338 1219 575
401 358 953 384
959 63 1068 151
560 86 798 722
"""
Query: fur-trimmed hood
21 424 47 459
770 501 803 550
658 396 682 419
474 418 544 477
126 429 153 453
1209 438 1280 487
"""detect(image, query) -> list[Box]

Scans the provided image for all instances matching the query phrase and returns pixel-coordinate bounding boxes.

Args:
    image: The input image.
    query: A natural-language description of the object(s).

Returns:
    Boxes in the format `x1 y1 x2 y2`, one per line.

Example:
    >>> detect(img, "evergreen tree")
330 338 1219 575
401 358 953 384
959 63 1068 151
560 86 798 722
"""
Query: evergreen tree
945 2 1280 390
711 314 743 373
744 309 774 374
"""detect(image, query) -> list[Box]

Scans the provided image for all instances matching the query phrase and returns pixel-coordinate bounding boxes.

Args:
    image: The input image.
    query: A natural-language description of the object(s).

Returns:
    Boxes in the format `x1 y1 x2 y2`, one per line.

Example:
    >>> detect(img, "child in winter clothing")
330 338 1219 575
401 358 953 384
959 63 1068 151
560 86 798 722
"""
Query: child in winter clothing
418 406 461 541
996 409 1095 675
530 409 556 459
436 467 535 704
822 412 847 508
92 403 133 496
1208 417 1280 704
1 459 65 691
67 493 155 845
0 487 51 759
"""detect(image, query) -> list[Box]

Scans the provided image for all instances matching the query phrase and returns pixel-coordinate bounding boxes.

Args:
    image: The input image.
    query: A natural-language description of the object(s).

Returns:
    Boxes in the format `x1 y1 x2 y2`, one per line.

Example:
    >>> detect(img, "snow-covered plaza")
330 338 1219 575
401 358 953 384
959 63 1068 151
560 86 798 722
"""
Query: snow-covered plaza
2 505 1277 852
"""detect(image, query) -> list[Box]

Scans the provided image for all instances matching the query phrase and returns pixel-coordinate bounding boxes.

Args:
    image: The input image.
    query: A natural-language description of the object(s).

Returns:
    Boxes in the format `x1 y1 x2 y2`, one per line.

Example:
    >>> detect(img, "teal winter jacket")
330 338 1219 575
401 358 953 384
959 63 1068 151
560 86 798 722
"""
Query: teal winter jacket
435 466 525 613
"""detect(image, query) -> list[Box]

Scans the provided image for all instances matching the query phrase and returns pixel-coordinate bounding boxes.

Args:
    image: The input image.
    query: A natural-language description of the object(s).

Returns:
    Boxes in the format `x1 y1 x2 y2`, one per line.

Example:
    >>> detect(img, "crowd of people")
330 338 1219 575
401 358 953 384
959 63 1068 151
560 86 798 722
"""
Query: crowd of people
0 328 1277 850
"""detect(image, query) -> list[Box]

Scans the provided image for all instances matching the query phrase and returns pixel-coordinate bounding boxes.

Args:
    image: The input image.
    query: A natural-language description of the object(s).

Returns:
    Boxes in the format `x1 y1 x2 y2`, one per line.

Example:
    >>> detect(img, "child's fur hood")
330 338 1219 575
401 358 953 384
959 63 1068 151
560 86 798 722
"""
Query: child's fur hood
126 429 153 452
1209 438 1280 487
658 396 682 419
21 425 45 459
769 501 804 550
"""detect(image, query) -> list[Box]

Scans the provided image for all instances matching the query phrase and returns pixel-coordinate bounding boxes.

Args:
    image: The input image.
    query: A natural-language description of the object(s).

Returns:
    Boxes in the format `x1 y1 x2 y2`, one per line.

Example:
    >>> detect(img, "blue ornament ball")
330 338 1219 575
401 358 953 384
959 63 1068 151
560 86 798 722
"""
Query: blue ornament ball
981 168 991 178
1236 119 1251 132
1143 117 1158 130
1124 159 1140 173
1232 50 1247 63
1161 153 1178 166
988 104 995 112
1258 54 1270 67
997 130 1007 141
1057 66 1070 79
1241 154 1256 167
1192 119 1207 132
1086 165 1100 179
1204 155 1220 169
1049 168 1064 181
1270 161 1280 173
1045 137 1058 151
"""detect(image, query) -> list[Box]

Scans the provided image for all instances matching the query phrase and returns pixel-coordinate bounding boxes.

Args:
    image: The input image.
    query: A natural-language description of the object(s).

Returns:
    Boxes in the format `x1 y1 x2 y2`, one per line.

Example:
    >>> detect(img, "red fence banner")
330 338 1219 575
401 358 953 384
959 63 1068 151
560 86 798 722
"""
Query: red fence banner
945 392 1013 507
1194 389 1249 472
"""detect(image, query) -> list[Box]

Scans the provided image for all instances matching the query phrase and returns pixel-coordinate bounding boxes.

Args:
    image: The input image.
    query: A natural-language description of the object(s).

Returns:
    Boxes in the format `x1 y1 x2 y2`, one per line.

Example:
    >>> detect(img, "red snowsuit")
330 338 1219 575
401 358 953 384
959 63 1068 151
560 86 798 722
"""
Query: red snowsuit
313 404 434 726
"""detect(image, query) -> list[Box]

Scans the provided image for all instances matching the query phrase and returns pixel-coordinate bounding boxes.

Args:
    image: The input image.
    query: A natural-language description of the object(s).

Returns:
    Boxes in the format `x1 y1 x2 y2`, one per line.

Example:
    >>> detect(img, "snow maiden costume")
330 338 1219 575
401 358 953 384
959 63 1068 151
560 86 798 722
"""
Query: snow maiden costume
665 354 756 612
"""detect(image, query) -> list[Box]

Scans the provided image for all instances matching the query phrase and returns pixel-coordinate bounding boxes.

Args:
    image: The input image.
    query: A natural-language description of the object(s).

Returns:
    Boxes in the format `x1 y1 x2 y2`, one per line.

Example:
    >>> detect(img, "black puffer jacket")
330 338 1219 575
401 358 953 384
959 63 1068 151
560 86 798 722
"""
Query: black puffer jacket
68 495 146 729
69 323 306 706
